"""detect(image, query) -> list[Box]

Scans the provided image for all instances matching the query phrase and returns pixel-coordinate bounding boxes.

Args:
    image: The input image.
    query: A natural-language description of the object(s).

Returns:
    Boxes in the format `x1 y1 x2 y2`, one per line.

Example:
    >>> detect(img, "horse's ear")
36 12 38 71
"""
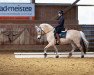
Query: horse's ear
35 25 38 29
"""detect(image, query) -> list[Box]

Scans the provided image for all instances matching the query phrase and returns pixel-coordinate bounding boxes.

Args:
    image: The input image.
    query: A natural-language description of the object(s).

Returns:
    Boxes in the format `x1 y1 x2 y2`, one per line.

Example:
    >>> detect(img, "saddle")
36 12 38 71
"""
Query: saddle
59 31 67 38
54 31 67 39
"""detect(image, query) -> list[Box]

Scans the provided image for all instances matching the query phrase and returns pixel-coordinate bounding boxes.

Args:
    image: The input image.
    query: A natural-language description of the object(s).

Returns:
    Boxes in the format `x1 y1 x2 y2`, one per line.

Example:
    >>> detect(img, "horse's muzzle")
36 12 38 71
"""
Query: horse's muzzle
37 35 41 39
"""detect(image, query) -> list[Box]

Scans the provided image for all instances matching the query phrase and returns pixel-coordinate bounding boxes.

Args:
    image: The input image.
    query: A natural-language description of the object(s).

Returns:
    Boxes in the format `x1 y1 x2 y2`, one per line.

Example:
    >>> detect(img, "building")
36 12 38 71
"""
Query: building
0 0 84 51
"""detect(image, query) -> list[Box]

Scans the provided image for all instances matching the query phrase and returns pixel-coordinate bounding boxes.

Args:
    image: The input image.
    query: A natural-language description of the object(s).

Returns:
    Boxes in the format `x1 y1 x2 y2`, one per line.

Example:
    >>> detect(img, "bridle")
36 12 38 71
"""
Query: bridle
38 26 54 36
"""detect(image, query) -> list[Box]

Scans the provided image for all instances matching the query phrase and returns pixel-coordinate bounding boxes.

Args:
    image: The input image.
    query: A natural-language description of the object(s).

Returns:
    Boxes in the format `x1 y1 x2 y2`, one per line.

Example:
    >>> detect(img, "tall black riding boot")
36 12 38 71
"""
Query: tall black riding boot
56 33 60 45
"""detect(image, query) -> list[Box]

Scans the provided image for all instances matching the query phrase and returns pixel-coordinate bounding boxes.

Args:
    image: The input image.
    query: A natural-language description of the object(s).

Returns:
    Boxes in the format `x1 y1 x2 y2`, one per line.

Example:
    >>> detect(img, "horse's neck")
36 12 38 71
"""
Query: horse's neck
46 29 55 41
44 27 54 33
45 25 54 38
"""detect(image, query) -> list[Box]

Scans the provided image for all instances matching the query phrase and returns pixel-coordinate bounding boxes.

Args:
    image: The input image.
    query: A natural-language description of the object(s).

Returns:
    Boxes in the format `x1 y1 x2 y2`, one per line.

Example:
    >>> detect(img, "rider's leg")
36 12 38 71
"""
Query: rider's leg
56 33 60 44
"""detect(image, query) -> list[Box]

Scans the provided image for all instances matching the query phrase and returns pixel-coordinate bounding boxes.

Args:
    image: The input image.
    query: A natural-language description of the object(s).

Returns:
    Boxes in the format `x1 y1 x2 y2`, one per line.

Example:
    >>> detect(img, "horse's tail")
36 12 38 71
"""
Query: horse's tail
80 31 89 54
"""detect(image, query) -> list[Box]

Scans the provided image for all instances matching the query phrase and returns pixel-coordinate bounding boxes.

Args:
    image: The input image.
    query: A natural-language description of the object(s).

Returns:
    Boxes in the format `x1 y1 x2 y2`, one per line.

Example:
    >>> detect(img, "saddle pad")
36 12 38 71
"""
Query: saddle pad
59 31 67 38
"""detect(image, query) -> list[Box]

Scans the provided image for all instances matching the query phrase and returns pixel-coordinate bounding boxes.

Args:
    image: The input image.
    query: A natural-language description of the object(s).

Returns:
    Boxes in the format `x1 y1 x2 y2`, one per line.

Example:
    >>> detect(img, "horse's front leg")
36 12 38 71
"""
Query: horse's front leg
44 43 52 58
44 47 47 58
53 45 59 58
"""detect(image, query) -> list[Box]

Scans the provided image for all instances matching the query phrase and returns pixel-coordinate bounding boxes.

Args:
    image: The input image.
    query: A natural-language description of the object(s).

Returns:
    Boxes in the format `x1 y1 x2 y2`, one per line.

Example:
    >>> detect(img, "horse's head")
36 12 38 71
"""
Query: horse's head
35 26 43 39
35 23 54 39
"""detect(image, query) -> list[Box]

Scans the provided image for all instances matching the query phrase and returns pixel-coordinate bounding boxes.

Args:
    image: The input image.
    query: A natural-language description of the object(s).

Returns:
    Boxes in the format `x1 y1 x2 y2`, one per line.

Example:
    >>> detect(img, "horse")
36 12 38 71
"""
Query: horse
35 23 89 58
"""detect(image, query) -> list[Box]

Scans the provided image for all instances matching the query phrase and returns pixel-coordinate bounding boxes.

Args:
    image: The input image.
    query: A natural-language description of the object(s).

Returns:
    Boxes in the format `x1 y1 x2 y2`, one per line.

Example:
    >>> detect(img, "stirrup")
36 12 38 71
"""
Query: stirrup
55 41 60 45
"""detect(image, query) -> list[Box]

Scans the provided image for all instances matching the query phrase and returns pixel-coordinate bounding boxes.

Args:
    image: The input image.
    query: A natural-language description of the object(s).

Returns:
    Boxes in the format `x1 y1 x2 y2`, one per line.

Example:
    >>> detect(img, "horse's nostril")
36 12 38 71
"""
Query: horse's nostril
37 37 40 39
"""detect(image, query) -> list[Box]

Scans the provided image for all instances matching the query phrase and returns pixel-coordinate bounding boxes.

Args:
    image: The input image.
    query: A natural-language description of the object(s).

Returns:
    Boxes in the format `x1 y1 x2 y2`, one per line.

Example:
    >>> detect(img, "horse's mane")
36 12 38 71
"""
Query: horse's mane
40 23 54 29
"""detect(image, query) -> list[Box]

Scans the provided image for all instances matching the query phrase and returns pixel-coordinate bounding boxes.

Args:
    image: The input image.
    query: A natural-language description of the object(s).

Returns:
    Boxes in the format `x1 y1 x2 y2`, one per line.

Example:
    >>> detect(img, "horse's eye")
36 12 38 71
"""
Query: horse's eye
38 29 41 32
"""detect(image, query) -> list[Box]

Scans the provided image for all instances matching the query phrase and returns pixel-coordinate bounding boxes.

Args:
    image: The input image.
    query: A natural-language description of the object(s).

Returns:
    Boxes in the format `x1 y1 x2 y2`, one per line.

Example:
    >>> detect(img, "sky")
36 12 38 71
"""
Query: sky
0 0 94 24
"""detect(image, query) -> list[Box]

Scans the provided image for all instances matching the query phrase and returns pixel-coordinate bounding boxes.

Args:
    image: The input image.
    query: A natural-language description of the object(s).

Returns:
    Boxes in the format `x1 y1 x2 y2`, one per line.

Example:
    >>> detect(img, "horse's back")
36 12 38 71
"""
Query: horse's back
66 30 81 40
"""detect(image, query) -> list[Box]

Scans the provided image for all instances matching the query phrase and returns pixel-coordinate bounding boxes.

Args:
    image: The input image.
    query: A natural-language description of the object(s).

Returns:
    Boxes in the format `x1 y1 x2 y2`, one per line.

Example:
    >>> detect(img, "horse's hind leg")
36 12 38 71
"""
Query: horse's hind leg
68 43 76 58
76 44 84 58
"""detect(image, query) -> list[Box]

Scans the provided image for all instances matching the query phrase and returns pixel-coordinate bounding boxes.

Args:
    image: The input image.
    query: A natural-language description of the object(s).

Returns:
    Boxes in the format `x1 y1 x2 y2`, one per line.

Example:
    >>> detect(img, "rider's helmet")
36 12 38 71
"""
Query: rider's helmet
58 10 64 15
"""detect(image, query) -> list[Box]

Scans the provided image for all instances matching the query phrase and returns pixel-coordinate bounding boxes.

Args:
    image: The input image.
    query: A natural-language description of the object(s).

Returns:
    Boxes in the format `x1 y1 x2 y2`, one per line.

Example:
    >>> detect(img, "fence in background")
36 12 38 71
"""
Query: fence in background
81 25 94 51
0 22 93 51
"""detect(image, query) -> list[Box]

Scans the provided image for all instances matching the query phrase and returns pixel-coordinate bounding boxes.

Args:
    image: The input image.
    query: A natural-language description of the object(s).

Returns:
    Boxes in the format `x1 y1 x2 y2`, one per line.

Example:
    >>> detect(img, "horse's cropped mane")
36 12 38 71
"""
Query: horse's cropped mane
40 23 54 29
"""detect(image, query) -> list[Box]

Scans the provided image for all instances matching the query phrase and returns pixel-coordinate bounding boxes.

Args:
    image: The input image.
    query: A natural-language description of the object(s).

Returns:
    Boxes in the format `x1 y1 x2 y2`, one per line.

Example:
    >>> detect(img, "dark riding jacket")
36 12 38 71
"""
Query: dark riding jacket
55 15 65 34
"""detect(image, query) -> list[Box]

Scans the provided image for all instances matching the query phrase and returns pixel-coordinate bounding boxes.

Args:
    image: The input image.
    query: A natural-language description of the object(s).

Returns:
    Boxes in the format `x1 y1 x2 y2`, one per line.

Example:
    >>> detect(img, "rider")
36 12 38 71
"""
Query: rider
55 10 65 44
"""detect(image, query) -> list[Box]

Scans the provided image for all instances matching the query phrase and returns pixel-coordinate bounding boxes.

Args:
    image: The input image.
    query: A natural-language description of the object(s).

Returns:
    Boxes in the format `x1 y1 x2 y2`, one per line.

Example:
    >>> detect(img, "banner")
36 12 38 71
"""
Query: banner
0 3 35 16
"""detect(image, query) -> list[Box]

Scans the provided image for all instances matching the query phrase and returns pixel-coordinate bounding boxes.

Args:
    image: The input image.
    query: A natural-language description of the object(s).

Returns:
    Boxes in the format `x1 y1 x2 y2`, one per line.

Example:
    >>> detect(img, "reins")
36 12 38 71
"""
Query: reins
39 27 54 35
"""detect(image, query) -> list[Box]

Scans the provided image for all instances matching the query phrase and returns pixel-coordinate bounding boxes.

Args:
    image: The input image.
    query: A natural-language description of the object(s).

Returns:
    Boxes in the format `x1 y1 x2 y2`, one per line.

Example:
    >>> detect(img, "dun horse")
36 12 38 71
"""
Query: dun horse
35 23 89 58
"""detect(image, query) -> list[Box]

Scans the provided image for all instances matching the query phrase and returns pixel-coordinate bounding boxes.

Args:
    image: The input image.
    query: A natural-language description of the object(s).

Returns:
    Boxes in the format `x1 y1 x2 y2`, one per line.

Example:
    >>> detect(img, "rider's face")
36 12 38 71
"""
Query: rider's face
58 13 61 16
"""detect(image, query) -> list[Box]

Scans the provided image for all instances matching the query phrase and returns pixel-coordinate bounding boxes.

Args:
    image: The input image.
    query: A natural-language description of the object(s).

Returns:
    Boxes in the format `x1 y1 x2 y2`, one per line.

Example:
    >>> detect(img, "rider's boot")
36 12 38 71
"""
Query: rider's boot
56 33 60 45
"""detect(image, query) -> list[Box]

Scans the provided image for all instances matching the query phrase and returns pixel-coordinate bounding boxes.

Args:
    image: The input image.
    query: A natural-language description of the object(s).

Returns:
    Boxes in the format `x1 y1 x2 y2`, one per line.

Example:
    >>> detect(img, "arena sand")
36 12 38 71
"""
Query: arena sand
0 52 94 75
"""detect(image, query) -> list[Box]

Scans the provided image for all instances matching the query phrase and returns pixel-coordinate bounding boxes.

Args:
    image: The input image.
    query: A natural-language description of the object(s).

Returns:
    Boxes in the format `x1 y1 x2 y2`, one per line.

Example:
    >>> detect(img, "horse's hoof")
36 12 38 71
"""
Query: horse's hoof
81 55 84 58
44 53 47 58
68 56 71 58
68 53 72 58
56 55 59 58
84 52 86 54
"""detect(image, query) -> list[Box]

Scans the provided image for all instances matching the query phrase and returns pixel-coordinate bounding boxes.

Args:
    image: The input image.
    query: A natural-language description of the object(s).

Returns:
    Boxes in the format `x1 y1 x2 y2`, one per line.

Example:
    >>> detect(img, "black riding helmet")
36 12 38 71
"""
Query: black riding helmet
58 10 64 15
